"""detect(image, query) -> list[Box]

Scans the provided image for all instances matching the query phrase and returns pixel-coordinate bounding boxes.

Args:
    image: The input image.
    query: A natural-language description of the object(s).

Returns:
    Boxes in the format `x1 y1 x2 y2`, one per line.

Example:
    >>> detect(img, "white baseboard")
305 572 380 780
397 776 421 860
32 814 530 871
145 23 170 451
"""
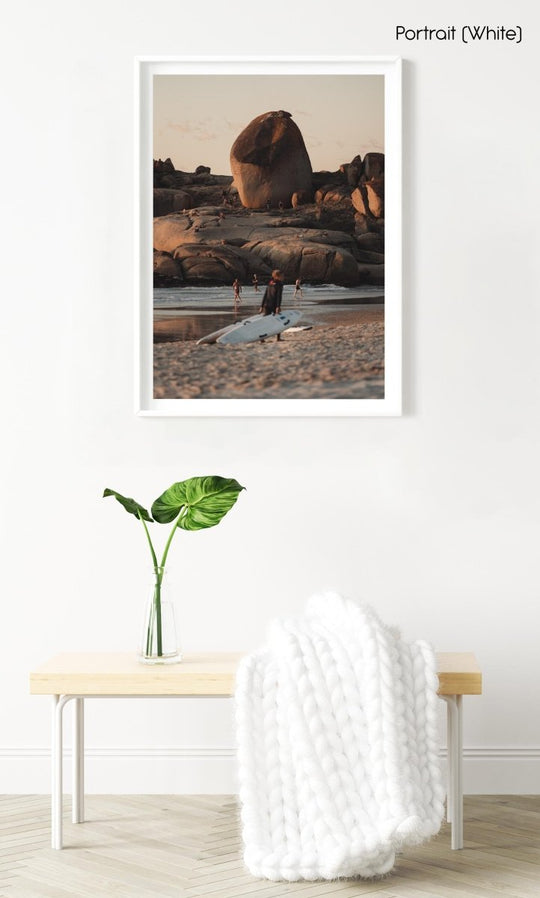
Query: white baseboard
0 746 238 794
440 746 540 794
1 746 539 794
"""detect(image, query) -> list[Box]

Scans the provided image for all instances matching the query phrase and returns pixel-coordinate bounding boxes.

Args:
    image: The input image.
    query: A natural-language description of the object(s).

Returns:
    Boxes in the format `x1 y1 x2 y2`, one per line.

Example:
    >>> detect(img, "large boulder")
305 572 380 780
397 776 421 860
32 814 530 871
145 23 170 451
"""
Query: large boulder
244 236 360 285
365 178 384 218
172 244 246 283
230 110 312 209
303 243 359 285
351 179 384 219
314 184 353 206
341 154 363 188
354 212 370 234
351 186 369 216
291 189 313 208
313 205 356 234
182 183 234 207
172 243 270 284
154 158 175 174
154 214 193 253
355 232 385 253
357 263 384 286
153 250 183 285
363 152 384 179
154 188 193 216
355 249 385 264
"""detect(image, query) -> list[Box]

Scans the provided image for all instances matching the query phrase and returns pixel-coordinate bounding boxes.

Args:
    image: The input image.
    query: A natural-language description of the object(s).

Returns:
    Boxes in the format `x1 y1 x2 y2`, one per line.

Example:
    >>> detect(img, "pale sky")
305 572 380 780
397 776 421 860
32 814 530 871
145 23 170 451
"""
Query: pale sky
153 75 384 174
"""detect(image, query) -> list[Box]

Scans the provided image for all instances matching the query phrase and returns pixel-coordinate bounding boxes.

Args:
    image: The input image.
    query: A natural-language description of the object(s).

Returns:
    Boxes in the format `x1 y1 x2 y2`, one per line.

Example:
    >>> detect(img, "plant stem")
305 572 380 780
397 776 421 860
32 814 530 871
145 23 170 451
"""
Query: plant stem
159 509 185 571
154 574 163 656
145 596 154 656
139 512 159 574
139 510 185 659
138 511 163 657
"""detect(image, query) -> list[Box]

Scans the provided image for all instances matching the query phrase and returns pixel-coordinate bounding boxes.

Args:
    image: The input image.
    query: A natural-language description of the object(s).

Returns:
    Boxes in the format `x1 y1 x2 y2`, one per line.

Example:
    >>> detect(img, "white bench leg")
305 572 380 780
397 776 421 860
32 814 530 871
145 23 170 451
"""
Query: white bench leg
52 695 64 850
73 697 84 824
53 695 83 848
443 694 463 849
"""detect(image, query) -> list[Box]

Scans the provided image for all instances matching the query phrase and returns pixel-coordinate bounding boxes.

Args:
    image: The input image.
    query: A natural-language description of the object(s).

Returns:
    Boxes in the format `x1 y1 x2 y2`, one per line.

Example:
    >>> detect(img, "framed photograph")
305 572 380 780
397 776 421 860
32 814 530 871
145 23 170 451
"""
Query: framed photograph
136 56 401 416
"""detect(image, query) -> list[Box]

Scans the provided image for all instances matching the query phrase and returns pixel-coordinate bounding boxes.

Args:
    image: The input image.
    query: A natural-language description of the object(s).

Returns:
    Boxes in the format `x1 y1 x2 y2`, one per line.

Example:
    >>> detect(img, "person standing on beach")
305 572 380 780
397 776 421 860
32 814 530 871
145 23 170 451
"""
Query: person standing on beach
252 273 259 292
232 278 242 304
293 277 303 299
260 269 284 341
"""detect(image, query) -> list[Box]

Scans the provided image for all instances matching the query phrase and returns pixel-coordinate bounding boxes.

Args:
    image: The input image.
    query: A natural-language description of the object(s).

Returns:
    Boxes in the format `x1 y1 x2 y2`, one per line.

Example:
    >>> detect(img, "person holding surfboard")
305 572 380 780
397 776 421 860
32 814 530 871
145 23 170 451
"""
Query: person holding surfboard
260 269 284 341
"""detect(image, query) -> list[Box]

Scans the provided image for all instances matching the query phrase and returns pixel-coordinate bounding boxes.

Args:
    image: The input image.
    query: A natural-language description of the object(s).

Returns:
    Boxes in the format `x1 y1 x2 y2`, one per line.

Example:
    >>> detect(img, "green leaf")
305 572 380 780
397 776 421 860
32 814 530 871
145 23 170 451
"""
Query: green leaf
103 488 153 522
151 476 245 531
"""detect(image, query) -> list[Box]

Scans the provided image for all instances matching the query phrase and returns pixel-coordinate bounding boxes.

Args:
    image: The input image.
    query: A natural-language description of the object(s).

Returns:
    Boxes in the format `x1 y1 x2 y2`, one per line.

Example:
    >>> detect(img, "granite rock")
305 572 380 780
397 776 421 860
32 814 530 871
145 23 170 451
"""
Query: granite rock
230 110 312 209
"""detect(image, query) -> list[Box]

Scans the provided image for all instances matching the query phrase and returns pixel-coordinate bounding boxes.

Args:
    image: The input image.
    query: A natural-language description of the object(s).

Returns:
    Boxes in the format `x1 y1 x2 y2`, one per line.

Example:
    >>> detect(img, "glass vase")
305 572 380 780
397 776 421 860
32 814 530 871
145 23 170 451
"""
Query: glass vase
139 568 182 664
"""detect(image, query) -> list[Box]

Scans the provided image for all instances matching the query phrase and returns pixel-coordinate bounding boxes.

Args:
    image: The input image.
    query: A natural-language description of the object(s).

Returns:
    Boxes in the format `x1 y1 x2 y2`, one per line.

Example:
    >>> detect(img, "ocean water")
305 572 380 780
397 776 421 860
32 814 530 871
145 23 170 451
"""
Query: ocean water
154 283 383 311
153 284 384 342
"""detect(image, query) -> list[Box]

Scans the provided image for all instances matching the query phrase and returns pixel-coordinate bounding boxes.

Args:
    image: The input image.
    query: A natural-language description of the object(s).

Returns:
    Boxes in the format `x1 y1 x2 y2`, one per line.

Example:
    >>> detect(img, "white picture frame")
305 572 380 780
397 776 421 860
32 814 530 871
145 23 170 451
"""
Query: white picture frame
136 56 401 416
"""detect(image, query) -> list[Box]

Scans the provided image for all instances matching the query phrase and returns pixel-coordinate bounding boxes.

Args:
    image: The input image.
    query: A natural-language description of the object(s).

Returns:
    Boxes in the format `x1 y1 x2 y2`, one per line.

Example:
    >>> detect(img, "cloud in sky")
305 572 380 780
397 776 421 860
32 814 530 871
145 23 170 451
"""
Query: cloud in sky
364 135 384 152
165 119 218 142
223 117 247 134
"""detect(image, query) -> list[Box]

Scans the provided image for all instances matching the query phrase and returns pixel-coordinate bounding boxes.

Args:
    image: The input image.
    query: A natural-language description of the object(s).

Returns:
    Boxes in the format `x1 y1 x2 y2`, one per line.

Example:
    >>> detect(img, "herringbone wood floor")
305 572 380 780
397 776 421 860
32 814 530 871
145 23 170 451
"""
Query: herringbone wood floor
1 795 539 897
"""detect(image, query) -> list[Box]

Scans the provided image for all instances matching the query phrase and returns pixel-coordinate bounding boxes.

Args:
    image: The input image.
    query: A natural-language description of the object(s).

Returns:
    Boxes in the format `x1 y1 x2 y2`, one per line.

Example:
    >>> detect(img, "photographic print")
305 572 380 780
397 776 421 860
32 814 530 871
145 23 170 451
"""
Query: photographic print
137 57 401 415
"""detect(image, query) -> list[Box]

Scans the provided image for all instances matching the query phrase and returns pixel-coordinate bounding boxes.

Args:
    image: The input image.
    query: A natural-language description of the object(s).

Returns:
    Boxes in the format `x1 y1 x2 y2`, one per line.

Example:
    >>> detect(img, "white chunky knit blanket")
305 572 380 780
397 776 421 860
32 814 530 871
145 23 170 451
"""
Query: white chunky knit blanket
235 593 445 880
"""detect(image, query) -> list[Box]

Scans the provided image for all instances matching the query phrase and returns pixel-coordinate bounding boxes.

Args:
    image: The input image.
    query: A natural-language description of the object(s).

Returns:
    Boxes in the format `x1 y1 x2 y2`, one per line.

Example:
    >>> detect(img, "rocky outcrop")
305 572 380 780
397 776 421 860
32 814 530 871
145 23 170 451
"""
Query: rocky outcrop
171 243 271 284
351 187 368 216
154 158 175 174
244 238 360 285
153 250 184 286
354 213 370 235
152 143 385 286
153 214 194 253
340 155 363 188
153 207 383 286
314 184 353 206
154 188 193 216
230 110 312 209
355 232 385 253
365 178 384 218
154 165 234 210
351 177 384 219
356 264 384 286
363 153 384 179
183 183 236 207
291 189 313 208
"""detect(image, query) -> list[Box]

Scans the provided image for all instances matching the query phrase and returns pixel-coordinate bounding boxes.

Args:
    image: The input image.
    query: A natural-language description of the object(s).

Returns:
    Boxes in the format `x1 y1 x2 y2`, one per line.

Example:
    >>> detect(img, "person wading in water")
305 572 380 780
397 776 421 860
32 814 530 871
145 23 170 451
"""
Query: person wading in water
260 269 284 341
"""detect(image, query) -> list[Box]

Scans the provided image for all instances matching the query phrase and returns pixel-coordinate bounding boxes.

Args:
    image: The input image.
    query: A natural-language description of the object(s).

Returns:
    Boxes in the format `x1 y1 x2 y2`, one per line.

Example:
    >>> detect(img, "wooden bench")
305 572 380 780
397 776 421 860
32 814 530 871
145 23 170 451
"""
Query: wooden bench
30 651 482 850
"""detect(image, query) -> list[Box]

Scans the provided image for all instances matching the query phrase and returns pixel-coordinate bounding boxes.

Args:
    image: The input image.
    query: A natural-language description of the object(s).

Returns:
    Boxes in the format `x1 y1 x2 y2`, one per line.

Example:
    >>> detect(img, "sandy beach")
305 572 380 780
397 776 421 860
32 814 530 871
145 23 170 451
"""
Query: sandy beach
153 307 384 400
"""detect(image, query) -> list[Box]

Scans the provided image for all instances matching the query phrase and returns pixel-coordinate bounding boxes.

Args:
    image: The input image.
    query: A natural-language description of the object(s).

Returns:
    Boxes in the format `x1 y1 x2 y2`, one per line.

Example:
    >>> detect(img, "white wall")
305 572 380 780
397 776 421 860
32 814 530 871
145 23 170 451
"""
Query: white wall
2 0 539 795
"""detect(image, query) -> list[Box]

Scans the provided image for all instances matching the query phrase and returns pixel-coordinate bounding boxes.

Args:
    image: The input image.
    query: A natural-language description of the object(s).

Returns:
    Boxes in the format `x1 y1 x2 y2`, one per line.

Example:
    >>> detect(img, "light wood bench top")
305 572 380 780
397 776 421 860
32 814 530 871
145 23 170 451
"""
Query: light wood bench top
30 652 482 697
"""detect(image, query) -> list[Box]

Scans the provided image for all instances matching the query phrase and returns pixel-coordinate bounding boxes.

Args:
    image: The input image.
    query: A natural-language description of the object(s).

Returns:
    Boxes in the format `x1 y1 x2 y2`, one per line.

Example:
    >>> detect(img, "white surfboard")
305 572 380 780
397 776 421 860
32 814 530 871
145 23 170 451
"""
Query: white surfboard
216 310 302 345
196 320 242 345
